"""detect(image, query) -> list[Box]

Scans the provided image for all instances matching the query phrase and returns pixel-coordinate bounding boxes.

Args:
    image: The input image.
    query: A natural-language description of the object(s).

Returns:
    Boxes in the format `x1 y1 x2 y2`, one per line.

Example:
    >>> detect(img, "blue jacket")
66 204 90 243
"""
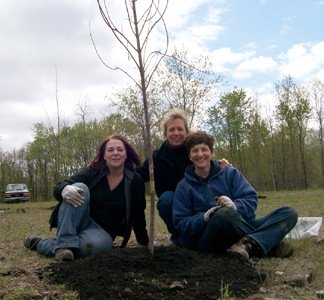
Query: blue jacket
173 160 258 248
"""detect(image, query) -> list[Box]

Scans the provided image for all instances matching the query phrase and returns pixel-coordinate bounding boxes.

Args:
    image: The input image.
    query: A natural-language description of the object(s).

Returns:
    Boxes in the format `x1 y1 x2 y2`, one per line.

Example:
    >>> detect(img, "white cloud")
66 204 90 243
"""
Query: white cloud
166 0 225 30
235 56 277 78
278 42 324 79
316 69 324 82
210 48 255 72
0 0 323 151
165 1 226 53
210 51 277 80
311 41 324 64
257 92 277 117
0 1 119 151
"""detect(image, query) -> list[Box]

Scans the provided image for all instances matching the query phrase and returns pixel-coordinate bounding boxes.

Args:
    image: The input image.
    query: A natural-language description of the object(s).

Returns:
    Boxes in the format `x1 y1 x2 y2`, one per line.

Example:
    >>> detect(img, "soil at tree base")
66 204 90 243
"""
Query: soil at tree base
46 246 263 300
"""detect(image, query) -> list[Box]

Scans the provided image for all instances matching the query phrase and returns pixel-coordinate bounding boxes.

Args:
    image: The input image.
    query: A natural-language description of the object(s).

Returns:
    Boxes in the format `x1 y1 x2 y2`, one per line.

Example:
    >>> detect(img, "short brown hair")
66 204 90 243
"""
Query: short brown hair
184 131 214 153
160 108 189 137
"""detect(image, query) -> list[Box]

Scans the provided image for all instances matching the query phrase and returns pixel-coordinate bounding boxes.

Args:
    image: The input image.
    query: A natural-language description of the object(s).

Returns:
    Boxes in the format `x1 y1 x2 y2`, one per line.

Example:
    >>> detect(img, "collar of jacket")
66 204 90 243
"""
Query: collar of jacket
156 140 187 157
89 163 134 187
185 160 222 182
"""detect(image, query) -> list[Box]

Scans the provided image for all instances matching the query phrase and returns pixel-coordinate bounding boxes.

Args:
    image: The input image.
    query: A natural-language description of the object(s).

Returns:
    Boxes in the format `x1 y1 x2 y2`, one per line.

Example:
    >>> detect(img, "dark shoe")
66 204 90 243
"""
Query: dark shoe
55 248 74 262
228 236 252 260
269 240 295 258
228 236 263 260
24 235 42 251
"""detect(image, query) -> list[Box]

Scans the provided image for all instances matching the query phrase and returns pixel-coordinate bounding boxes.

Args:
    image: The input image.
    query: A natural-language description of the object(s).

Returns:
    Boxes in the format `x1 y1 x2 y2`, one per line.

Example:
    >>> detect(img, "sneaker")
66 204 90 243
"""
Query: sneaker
55 248 74 262
269 240 295 258
24 235 42 251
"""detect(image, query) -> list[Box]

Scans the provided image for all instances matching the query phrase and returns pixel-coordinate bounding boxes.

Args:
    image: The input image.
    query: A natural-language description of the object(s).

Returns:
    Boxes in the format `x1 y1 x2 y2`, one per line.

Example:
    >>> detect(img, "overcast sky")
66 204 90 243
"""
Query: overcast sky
1 0 323 151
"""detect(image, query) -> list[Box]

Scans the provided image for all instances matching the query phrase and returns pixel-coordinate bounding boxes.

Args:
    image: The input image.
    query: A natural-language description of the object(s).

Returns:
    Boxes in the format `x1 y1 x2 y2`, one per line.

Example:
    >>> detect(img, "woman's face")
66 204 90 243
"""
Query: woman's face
165 118 187 148
104 138 127 169
189 143 212 172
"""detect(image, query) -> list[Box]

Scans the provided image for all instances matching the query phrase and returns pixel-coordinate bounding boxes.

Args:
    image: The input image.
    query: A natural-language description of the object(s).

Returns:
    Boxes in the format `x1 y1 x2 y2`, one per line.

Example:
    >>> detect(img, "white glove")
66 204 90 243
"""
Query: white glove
204 206 219 222
216 195 237 210
61 185 84 207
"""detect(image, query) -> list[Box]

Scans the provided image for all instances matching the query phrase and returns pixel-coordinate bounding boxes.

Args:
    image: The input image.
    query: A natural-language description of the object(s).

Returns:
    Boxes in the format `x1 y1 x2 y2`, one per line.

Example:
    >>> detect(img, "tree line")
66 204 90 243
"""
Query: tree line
1 50 324 201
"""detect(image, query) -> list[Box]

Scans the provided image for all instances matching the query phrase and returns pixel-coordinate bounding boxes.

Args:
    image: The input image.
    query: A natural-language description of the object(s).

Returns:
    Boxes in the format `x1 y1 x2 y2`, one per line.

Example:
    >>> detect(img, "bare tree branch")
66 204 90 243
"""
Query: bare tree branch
94 0 169 90
89 22 140 89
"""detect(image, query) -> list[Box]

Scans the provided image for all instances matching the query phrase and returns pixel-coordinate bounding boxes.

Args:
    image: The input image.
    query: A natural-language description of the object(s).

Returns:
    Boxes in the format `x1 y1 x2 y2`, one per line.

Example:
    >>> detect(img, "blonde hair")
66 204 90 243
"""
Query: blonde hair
160 108 189 137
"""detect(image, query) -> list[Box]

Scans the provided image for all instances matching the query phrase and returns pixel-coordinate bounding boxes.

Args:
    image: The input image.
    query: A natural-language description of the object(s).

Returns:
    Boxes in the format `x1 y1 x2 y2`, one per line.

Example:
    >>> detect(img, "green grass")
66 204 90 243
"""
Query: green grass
2 288 40 300
256 189 324 217
0 190 324 299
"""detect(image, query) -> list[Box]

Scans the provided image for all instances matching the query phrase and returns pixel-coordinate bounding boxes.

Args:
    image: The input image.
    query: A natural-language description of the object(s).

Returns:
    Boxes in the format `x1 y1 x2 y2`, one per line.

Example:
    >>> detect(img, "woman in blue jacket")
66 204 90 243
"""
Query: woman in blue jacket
173 130 297 260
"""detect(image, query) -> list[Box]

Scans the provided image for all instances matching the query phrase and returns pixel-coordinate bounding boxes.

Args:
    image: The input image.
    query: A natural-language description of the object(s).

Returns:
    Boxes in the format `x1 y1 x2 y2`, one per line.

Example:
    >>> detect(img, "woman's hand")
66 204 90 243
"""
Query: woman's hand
61 185 84 207
204 206 219 221
219 158 232 168
215 195 236 210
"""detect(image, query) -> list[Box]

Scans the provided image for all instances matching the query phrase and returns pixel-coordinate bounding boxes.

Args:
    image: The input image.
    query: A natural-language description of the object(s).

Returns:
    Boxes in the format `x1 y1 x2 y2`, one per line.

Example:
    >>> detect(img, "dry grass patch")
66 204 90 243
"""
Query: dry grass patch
0 190 323 299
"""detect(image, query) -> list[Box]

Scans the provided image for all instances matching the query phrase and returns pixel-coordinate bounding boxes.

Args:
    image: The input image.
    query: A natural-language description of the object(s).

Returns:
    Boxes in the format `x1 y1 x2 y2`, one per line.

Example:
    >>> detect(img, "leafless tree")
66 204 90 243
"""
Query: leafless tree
310 78 324 184
92 0 169 253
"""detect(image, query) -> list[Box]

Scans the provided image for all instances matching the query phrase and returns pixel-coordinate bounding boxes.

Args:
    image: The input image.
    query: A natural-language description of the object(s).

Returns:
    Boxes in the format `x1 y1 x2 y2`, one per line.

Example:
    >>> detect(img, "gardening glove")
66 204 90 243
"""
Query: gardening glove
204 206 219 222
215 195 237 210
61 185 84 207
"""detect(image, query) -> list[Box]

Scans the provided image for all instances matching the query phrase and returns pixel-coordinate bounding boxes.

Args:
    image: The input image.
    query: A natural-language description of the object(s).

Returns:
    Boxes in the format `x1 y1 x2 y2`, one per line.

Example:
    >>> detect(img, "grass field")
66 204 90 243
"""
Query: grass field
0 189 324 299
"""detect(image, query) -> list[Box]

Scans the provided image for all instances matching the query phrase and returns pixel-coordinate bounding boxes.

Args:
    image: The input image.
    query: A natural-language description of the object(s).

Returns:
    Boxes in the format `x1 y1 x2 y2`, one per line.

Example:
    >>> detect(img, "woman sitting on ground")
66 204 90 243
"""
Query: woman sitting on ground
172 130 298 260
24 134 149 261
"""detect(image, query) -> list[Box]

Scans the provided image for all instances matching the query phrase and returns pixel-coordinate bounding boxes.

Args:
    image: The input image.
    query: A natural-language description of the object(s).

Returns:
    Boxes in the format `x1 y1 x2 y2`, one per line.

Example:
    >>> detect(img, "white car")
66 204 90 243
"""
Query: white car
4 183 30 203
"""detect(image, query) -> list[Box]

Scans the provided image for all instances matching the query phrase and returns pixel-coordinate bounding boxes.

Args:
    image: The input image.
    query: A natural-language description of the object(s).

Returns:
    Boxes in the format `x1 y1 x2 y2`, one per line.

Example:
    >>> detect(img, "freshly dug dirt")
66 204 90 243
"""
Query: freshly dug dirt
46 245 263 300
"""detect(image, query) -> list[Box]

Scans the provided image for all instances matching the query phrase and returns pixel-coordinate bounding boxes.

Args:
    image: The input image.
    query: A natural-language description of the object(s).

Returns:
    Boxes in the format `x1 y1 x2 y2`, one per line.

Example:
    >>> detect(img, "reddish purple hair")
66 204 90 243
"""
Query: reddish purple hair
89 134 141 170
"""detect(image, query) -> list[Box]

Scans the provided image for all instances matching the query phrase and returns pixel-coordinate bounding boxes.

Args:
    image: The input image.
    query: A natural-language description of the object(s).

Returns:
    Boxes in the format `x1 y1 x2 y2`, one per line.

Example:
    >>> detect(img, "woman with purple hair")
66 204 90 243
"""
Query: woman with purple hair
24 134 149 261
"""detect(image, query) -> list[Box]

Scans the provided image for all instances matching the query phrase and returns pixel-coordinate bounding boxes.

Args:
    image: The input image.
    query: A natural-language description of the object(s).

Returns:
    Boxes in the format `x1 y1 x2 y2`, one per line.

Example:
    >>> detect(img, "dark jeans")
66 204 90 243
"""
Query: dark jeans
196 206 298 254
157 191 175 234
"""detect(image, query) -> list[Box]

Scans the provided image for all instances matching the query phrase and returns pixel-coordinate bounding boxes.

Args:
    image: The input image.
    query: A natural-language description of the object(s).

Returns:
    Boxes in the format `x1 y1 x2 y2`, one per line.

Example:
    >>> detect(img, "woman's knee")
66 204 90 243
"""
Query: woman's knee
212 207 238 222
286 206 298 220
72 182 90 202
79 231 113 257
280 206 298 227
157 191 174 211
207 207 243 231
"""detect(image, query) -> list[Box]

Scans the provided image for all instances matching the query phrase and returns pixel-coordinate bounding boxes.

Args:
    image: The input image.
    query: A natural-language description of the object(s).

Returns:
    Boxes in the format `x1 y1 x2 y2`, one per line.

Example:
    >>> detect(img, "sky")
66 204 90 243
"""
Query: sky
0 0 323 151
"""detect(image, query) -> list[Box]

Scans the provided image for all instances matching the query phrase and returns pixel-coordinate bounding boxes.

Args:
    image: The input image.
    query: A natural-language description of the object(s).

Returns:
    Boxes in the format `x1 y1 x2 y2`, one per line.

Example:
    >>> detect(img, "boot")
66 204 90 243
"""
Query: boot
55 248 75 262
228 236 263 260
268 240 295 258
24 235 42 251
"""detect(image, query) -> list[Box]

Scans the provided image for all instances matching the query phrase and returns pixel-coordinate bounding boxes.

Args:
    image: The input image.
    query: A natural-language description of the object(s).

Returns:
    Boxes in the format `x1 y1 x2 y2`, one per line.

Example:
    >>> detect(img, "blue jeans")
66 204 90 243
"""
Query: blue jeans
36 183 113 258
157 191 175 234
196 206 298 255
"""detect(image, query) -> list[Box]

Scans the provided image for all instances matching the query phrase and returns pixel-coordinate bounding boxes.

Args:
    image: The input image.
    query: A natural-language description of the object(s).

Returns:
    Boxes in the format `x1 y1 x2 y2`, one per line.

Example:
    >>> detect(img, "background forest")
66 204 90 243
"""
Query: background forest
1 49 324 201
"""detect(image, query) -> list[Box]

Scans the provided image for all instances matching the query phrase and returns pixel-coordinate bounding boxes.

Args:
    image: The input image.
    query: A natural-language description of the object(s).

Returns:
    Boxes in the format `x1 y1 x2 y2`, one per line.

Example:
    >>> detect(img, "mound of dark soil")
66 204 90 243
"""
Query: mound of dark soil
47 246 263 300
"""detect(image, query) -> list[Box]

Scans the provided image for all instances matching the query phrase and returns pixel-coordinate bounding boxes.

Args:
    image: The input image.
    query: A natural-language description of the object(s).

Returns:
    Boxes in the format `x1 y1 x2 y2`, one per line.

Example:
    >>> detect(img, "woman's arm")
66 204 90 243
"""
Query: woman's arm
226 167 258 221
52 167 92 201
173 181 206 237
